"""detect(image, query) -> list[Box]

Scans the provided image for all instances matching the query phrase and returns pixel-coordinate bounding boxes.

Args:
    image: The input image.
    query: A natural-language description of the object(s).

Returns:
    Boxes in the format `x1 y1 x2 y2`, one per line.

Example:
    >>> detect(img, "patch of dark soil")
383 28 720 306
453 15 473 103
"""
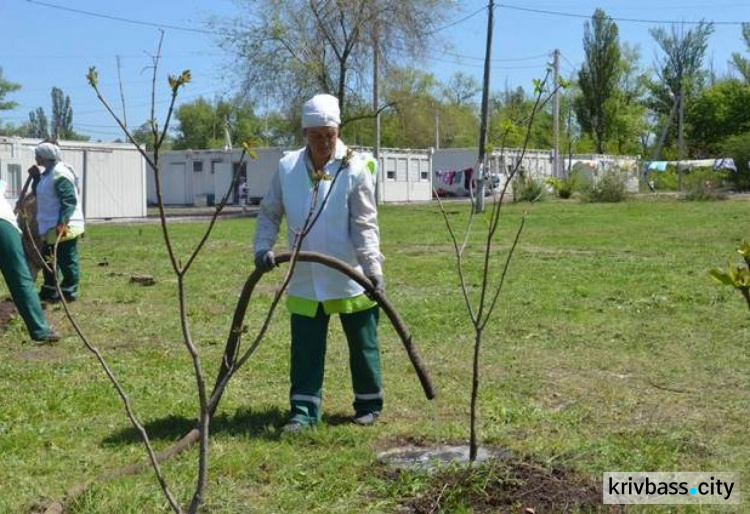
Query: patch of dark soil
374 454 620 513
0 298 18 328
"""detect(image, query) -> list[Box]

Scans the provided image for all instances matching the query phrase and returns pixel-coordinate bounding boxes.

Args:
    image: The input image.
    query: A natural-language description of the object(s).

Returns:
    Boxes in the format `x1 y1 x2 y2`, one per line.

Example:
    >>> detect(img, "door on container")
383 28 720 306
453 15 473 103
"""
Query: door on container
162 162 190 204
212 160 233 205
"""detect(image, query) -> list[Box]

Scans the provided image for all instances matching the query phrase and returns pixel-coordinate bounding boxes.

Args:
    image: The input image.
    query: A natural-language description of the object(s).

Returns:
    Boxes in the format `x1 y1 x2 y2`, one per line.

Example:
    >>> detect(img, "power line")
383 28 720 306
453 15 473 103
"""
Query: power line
427 5 488 34
443 49 550 63
26 0 220 35
423 54 548 70
497 3 747 25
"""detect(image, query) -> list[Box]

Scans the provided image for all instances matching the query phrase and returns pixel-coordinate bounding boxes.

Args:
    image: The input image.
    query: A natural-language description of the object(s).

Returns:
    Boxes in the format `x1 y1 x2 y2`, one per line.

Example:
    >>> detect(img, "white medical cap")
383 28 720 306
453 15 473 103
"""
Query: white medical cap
34 142 61 162
301 94 341 129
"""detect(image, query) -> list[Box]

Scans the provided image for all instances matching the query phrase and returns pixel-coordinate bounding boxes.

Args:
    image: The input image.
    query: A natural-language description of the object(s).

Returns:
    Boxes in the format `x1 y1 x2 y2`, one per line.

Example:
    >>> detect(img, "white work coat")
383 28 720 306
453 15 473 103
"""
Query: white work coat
254 140 383 302
35 162 84 236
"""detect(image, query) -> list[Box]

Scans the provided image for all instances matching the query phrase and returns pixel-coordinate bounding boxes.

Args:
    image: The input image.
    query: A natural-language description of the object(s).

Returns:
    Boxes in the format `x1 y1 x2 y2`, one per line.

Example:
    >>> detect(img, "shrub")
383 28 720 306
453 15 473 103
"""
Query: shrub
720 132 750 191
546 174 577 199
650 166 679 191
580 169 628 203
683 168 729 201
512 174 545 202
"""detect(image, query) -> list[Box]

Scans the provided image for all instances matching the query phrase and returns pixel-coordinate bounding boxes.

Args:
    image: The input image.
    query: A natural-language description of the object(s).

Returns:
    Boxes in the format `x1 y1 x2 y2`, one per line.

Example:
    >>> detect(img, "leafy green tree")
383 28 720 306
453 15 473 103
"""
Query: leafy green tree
730 23 750 83
608 43 649 155
439 72 480 147
488 85 553 150
216 0 456 122
0 67 21 114
574 8 621 154
688 79 750 156
173 97 262 150
379 66 440 148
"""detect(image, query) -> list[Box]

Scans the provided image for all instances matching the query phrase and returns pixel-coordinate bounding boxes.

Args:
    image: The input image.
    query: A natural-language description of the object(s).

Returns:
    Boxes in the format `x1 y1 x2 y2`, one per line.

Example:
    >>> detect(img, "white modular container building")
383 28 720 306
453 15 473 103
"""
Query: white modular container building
0 137 147 219
374 148 433 203
147 148 284 206
151 147 435 205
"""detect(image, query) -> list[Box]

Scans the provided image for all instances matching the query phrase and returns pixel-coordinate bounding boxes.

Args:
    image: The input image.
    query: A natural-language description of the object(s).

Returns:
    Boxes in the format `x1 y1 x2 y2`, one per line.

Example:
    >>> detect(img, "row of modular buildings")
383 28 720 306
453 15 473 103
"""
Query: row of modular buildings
147 147 641 206
0 136 640 221
0 137 147 219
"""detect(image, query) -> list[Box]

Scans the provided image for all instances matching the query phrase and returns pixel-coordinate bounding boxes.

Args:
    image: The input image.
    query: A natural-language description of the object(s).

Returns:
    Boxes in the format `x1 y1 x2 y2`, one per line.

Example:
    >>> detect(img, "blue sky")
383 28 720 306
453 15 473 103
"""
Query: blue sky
1 0 749 142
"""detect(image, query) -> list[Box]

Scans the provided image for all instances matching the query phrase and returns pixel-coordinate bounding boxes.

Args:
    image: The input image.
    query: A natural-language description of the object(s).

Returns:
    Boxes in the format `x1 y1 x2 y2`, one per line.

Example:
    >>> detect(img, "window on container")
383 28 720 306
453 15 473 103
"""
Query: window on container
386 167 396 180
211 160 222 175
193 161 203 173
420 160 429 181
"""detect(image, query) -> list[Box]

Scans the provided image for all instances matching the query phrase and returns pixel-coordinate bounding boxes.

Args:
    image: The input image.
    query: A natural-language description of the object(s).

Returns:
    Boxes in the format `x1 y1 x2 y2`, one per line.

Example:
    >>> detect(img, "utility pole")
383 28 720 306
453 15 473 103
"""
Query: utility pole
434 108 440 150
116 55 128 135
677 79 685 191
552 48 560 178
373 22 381 205
476 0 494 214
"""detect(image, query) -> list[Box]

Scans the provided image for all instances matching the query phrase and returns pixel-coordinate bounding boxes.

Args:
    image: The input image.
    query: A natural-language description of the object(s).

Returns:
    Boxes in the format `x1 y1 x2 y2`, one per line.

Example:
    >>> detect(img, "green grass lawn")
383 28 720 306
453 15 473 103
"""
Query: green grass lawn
0 197 747 512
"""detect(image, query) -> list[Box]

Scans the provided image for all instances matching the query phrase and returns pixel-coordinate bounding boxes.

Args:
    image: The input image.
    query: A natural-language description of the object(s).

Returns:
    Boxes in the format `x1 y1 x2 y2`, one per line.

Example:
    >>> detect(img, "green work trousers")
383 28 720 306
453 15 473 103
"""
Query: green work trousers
289 304 382 426
0 221 53 339
41 236 80 301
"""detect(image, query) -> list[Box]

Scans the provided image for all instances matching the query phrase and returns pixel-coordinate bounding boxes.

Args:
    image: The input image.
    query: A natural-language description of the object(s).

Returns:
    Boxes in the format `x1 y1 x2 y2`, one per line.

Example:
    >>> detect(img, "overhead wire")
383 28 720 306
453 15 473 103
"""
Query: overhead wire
496 3 747 25
25 0 220 35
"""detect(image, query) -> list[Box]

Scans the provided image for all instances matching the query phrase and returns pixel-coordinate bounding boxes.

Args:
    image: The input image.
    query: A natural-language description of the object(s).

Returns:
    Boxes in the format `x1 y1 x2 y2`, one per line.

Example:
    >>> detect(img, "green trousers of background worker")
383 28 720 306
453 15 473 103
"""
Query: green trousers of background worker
0 220 54 339
40 237 80 301
289 304 382 426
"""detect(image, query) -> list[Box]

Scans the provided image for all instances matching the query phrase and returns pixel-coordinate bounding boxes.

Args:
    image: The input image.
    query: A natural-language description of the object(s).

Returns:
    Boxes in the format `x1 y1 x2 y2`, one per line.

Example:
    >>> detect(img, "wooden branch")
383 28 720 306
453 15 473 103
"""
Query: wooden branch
211 251 436 409
44 252 435 513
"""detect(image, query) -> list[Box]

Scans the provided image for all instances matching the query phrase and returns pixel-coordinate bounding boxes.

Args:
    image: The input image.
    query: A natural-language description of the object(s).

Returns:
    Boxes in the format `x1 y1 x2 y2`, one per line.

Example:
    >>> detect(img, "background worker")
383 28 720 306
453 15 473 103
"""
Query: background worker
28 142 85 302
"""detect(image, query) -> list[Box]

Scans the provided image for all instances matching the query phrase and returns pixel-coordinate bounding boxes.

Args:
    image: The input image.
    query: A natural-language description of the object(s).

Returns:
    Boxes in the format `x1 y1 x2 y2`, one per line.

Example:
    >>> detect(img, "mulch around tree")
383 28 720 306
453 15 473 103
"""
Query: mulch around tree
372 437 622 513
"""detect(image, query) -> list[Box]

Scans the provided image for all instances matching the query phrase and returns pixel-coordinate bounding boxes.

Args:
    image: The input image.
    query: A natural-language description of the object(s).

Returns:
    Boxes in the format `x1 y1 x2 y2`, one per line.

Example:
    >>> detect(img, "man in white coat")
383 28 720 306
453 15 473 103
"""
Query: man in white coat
253 93 385 431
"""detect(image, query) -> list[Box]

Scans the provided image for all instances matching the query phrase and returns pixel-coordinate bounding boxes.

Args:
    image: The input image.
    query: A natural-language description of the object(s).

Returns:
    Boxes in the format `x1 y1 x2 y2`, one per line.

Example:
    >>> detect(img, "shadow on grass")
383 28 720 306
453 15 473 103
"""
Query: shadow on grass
102 406 290 447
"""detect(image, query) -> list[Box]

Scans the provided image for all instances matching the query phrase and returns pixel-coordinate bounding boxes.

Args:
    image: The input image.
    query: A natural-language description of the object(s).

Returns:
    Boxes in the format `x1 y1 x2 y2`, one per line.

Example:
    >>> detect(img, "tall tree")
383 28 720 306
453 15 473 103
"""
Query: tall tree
216 0 456 122
730 23 750 83
649 21 714 158
51 87 74 139
574 8 621 154
28 107 50 139
0 67 21 114
608 43 649 155
27 87 87 141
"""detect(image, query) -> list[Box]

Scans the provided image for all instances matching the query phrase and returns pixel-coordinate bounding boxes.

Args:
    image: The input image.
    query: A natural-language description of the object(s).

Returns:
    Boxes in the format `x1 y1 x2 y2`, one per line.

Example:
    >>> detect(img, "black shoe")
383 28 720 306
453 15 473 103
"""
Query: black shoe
352 412 380 426
39 292 61 303
32 332 60 343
